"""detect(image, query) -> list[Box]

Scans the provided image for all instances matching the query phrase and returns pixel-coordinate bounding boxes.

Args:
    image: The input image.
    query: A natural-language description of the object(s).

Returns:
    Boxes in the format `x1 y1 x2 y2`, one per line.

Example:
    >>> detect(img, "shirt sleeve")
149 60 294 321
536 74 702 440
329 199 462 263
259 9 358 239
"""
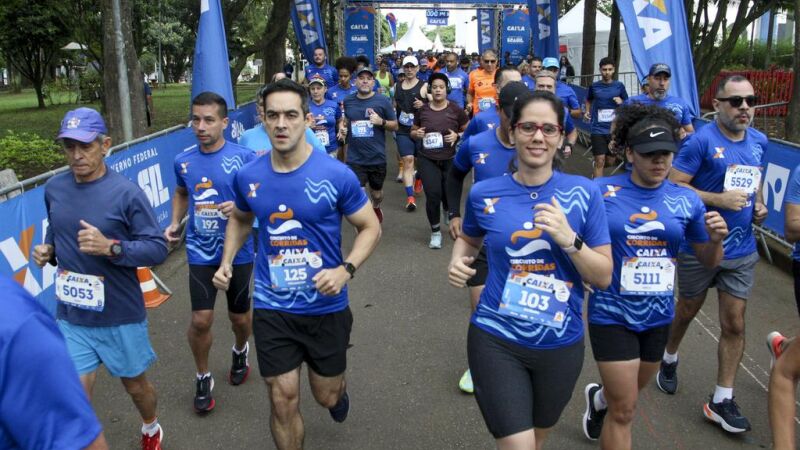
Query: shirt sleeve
305 127 324 150
468 72 476 96
580 183 611 247
567 93 579 110
337 165 370 216
586 85 595 101
174 157 186 188
44 189 54 246
672 133 705 177
461 188 485 238
681 100 693 126
453 137 473 172
233 171 252 213
564 115 575 134
619 83 629 101
114 188 168 267
685 192 710 244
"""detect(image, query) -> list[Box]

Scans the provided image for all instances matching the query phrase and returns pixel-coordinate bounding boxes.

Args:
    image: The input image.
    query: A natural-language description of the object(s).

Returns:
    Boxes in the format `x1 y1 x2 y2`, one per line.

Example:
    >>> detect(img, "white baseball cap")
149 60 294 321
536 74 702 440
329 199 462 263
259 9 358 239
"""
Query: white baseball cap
402 55 419 67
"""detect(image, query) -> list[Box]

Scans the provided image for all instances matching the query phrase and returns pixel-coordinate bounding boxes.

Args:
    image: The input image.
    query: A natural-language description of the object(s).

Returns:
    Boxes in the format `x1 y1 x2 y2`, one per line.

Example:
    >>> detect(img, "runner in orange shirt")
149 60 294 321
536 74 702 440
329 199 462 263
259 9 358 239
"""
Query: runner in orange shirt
466 49 499 116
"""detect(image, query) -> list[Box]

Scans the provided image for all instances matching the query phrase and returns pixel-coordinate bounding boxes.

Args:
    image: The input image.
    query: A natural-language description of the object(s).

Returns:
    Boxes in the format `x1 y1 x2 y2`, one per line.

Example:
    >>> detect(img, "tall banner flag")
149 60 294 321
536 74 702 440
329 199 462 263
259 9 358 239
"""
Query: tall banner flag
192 0 235 110
501 9 531 66
478 9 497 55
617 0 700 116
345 7 375 65
529 0 559 58
290 0 328 63
386 13 397 42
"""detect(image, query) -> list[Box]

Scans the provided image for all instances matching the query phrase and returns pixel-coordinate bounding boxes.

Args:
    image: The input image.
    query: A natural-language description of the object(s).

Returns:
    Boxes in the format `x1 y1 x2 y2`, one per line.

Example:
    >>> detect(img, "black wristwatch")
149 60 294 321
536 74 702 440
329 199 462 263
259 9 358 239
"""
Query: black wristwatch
343 262 356 279
109 240 123 257
562 234 583 254
381 118 386 127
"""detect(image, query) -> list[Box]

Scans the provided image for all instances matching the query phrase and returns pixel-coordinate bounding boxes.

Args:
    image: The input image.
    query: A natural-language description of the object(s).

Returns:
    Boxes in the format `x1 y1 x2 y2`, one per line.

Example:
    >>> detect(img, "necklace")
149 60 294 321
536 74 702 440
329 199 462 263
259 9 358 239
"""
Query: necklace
513 171 554 200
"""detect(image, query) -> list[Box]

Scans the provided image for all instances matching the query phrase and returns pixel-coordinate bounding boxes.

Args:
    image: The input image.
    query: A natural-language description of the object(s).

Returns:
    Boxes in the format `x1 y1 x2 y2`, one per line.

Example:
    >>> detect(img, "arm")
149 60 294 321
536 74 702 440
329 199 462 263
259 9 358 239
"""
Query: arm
212 207 255 290
448 234 483 288
691 211 728 268
583 99 592 122
753 182 768 225
784 203 800 243
669 168 748 211
92 191 167 267
769 336 800 450
164 186 189 244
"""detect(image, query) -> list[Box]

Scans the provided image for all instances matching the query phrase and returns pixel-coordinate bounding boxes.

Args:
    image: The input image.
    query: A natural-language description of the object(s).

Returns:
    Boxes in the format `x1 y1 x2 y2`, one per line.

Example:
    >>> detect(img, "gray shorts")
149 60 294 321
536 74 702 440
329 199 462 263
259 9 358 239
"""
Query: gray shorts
677 251 760 300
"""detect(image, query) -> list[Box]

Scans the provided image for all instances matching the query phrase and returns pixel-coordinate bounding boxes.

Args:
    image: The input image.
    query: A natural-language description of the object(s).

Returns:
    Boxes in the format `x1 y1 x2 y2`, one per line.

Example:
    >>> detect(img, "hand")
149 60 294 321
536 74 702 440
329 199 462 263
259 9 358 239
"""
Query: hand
465 104 473 115
444 129 458 144
164 223 181 244
218 201 234 218
583 111 591 122
533 197 575 248
212 264 233 291
448 256 476 288
337 126 347 141
77 220 113 256
412 98 424 109
716 190 749 211
613 96 623 105
448 217 463 240
32 244 54 268
753 202 768 225
412 127 426 139
704 211 729 243
368 111 383 126
313 266 350 296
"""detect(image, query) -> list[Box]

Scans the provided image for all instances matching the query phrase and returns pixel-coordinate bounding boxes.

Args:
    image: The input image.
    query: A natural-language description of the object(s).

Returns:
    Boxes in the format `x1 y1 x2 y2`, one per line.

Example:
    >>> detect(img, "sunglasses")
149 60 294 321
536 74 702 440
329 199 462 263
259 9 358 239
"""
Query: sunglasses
515 122 562 137
483 59 498 64
716 95 759 108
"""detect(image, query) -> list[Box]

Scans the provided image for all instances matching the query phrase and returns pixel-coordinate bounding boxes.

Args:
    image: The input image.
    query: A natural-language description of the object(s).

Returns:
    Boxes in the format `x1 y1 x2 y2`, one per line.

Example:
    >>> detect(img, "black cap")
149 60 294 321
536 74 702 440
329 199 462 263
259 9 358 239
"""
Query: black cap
628 125 677 154
648 63 671 77
498 81 532 118
355 67 374 77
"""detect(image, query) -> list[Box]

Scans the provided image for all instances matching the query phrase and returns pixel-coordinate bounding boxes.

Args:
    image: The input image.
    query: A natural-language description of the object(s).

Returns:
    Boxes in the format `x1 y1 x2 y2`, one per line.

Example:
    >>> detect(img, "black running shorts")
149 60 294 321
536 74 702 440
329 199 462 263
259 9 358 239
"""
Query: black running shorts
588 323 669 363
348 163 387 191
466 246 489 287
188 263 252 314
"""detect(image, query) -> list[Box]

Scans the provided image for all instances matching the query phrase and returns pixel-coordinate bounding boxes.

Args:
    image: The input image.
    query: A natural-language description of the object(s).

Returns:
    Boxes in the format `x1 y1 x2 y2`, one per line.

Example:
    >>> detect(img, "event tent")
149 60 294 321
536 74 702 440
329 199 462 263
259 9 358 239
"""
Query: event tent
432 33 445 52
379 18 434 53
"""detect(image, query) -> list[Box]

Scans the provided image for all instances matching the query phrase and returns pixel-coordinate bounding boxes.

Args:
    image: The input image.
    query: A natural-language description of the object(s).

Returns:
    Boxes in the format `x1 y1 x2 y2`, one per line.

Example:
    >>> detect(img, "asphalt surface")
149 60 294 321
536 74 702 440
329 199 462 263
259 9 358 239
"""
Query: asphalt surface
93 138 800 449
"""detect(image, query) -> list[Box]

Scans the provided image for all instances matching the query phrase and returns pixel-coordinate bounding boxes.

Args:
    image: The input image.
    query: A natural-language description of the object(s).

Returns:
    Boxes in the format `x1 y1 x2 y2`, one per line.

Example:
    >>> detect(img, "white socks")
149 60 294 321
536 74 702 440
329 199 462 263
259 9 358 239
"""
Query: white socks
594 387 608 410
142 418 159 436
196 372 211 380
712 385 733 403
233 341 249 355
663 350 678 364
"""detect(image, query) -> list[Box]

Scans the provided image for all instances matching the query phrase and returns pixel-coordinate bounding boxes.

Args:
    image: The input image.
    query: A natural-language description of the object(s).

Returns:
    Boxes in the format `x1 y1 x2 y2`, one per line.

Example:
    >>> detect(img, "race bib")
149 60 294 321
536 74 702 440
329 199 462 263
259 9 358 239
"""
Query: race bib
723 164 761 195
351 120 374 138
619 257 675 296
55 269 105 311
499 271 571 329
315 130 330 146
478 98 495 111
598 109 615 123
399 111 414 126
449 78 463 89
423 132 444 150
268 251 323 292
193 203 225 236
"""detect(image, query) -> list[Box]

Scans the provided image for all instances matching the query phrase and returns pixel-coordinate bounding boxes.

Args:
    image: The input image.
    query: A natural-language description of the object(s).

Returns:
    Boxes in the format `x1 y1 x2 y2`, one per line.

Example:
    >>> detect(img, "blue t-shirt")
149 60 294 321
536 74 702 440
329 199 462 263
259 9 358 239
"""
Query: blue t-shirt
785 165 800 261
556 82 580 110
521 75 536 91
174 141 256 265
587 80 628 135
343 93 397 166
625 94 693 126
462 172 611 349
326 83 357 102
444 67 470 108
305 64 338 87
590 174 709 331
673 121 767 259
417 69 432 82
454 128 516 182
0 276 103 449
233 151 369 315
44 170 168 327
310 99 343 156
462 106 500 143
239 125 326 156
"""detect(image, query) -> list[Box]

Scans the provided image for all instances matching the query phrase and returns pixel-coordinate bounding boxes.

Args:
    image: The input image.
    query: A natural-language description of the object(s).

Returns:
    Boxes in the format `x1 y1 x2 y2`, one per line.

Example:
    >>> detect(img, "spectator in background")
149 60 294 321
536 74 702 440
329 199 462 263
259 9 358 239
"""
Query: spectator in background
559 55 575 83
460 57 472 73
417 59 432 82
283 59 294 79
144 78 154 128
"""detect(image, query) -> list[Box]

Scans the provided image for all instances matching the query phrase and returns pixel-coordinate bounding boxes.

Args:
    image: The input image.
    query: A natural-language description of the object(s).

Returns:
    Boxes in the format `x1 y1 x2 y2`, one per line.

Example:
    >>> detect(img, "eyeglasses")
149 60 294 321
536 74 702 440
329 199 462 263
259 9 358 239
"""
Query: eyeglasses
514 122 562 137
483 59 497 64
716 95 759 108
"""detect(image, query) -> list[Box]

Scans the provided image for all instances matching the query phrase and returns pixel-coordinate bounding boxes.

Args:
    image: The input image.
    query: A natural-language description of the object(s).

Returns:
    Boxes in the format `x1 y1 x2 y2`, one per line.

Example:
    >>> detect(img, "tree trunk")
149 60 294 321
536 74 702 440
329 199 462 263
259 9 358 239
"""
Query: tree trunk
580 0 597 87
765 9 776 67
785 0 800 141
608 0 621 75
261 0 291 83
33 80 46 109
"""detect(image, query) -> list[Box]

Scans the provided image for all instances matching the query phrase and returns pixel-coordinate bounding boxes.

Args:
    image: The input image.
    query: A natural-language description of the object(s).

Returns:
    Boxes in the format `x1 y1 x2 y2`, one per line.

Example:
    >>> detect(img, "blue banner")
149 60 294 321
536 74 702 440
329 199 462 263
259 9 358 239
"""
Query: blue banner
478 9 497 56
290 0 328 64
345 7 375 65
191 0 235 110
427 10 449 26
617 0 700 117
501 9 531 66
529 0 559 58
386 13 397 42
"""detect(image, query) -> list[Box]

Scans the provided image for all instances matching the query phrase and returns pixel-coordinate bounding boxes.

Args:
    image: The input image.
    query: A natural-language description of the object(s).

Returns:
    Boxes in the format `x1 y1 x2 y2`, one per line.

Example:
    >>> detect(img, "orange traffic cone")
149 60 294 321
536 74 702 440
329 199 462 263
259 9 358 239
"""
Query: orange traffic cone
137 267 171 308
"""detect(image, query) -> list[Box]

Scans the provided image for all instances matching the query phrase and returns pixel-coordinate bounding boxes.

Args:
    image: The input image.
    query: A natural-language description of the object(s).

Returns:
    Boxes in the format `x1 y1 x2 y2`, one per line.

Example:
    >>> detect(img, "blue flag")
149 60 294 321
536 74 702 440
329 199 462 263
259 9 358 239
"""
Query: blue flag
290 0 328 64
345 7 375 65
191 0 235 110
386 13 397 42
478 9 497 55
617 0 700 116
529 0 559 58
502 9 531 66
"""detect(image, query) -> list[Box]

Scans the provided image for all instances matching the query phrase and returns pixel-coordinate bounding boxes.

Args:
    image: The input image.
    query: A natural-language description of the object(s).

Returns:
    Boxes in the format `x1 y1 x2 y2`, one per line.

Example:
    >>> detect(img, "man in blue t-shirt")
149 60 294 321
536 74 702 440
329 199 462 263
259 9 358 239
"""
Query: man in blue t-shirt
626 63 695 138
543 57 581 119
32 108 167 447
342 67 398 223
211 79 381 450
585 57 629 179
164 92 257 414
784 165 800 317
304 47 337 87
534 72 578 157
0 275 108 450
658 75 768 434
443 52 469 109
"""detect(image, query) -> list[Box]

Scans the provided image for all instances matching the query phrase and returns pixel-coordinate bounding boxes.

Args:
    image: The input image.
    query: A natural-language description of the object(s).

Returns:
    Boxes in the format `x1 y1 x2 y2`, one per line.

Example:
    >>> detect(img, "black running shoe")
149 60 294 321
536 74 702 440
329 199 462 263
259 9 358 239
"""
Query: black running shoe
656 359 678 395
229 345 250 386
329 391 350 423
703 396 751 433
194 375 215 413
582 383 607 441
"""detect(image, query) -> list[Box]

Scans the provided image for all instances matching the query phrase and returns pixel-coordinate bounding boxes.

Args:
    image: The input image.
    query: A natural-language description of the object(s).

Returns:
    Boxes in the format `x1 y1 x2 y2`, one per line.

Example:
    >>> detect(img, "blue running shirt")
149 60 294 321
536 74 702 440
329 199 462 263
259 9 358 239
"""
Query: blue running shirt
305 64 338 87
343 94 397 166
233 151 369 315
239 125 326 156
521 75 536 91
444 67 470 108
326 84 357 102
673 121 767 259
590 174 709 331
587 80 628 135
462 172 610 348
556 82 580 110
174 141 256 265
309 99 342 156
784 165 800 261
462 106 500 143
625 94 693 126
453 128 516 182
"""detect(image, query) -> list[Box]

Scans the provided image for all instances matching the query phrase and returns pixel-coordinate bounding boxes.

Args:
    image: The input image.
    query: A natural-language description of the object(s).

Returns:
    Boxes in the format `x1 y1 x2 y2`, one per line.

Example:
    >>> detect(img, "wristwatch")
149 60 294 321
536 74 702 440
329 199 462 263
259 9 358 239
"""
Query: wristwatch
561 233 583 254
343 261 357 279
109 240 123 257
381 118 386 127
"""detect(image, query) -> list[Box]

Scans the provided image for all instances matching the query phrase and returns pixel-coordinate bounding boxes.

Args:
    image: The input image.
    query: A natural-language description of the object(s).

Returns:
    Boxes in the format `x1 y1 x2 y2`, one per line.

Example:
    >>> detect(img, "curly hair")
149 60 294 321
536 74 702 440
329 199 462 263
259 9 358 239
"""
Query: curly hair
334 56 358 74
610 103 680 154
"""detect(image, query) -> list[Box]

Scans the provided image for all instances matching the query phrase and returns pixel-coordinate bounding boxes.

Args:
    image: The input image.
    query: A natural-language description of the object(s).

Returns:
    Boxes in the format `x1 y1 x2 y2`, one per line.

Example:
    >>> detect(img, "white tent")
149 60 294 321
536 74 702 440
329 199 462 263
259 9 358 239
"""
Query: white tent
432 34 445 52
379 18 434 53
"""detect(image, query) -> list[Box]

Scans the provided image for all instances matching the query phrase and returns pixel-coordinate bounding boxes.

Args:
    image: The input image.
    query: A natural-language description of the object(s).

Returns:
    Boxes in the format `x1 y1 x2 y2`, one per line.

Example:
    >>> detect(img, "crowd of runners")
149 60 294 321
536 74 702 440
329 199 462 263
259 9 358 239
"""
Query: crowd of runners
4 44 800 450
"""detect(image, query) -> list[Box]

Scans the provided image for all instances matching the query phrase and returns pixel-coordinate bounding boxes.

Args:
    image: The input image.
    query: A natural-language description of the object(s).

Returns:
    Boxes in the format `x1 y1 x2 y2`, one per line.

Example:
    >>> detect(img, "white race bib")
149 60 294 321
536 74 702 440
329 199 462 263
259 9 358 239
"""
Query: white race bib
56 269 105 311
399 111 414 126
351 120 374 138
723 164 761 195
598 108 615 123
193 203 225 236
499 271 571 329
478 97 495 111
449 78 463 90
315 130 330 146
423 132 444 150
619 257 675 296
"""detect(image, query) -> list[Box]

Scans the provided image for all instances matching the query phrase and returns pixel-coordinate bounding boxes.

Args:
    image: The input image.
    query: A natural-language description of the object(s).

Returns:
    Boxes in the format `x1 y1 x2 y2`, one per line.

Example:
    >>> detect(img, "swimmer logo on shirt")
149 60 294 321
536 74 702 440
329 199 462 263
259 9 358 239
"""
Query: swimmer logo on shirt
505 222 551 257
624 207 665 234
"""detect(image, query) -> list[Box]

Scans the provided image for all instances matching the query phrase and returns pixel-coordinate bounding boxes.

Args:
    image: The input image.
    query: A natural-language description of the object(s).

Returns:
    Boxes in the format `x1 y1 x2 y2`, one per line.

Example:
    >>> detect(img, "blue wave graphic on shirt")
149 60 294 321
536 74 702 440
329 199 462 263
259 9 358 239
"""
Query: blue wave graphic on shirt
475 305 573 346
723 225 748 249
267 220 303 234
624 222 666 234
193 189 219 201
505 240 551 257
662 194 692 219
554 187 589 222
186 234 224 261
253 279 318 309
221 155 245 174
304 177 338 210
592 292 672 327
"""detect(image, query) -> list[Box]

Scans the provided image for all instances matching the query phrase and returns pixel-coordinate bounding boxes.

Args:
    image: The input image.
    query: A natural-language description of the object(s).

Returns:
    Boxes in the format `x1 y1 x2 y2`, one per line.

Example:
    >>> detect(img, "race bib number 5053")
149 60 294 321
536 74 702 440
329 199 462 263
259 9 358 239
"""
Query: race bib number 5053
55 269 105 311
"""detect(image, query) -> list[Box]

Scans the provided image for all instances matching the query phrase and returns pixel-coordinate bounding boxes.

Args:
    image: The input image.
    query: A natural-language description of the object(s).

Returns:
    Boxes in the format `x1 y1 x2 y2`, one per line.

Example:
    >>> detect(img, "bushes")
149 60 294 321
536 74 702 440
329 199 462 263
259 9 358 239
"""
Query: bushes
0 131 64 180
723 39 794 70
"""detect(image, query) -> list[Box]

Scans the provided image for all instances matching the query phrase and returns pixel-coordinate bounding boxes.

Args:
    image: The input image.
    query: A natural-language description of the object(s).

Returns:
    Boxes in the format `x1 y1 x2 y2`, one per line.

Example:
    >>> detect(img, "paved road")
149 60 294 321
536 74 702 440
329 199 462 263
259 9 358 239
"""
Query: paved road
94 139 800 449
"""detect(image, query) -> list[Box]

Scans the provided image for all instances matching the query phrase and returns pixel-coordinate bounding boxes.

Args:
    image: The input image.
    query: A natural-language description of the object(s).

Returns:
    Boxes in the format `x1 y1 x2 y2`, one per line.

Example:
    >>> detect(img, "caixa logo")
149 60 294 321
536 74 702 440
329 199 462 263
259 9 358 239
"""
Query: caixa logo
137 163 170 209
0 219 56 297
230 120 245 141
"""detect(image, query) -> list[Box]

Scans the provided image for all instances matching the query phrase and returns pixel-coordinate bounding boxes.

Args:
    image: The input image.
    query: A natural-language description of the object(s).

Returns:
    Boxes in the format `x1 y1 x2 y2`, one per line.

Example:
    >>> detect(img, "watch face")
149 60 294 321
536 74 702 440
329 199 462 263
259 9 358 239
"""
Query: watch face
574 235 584 250
112 244 123 256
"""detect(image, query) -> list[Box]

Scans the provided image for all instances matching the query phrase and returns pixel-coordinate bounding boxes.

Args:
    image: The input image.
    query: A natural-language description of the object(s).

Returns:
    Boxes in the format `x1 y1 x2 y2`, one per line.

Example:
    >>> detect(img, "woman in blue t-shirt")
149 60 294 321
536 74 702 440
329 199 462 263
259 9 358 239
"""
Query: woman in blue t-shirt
448 91 613 448
581 104 729 448
308 77 344 157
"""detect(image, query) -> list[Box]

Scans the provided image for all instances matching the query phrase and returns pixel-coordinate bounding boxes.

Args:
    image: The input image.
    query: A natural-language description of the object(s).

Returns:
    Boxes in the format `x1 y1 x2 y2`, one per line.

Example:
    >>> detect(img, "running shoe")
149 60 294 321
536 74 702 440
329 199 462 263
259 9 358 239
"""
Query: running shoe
582 383 607 441
458 369 474 394
656 359 678 395
141 424 163 450
429 231 443 249
194 375 215 413
405 196 417 212
703 396 751 433
766 331 786 369
395 174 403 183
329 391 350 423
414 177 423 195
373 207 383 223
229 344 250 386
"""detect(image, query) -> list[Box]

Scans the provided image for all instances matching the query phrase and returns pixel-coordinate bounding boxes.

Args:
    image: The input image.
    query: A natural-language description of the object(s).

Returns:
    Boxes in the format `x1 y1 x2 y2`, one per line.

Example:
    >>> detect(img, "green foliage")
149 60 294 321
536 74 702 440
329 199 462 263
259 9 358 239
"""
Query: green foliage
424 25 455 48
722 38 794 70
0 131 64 179
43 78 80 106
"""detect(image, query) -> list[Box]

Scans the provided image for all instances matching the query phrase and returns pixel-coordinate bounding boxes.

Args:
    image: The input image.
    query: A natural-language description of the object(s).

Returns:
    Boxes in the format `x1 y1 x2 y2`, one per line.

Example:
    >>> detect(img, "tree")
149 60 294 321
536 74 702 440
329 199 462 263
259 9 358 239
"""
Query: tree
607 0 621 73
0 0 70 108
786 0 800 141
424 25 455 48
580 0 597 87
260 0 292 83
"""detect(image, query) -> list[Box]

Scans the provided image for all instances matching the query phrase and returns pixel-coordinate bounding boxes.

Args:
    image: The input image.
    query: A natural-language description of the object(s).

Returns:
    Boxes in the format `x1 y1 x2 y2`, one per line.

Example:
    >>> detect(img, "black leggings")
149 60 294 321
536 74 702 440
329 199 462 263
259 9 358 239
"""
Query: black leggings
416 155 451 229
794 260 800 317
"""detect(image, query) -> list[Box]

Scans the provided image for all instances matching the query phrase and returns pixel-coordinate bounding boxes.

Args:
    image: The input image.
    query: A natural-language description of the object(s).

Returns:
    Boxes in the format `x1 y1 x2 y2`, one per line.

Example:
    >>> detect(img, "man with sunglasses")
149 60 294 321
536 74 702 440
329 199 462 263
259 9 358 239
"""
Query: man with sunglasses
626 63 694 138
658 75 768 434
466 49 499 116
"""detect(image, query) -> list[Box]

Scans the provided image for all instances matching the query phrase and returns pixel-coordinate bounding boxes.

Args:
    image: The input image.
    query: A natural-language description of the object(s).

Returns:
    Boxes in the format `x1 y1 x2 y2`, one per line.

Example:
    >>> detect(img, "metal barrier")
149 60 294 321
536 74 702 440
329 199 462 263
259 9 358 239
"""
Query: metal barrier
700 101 789 133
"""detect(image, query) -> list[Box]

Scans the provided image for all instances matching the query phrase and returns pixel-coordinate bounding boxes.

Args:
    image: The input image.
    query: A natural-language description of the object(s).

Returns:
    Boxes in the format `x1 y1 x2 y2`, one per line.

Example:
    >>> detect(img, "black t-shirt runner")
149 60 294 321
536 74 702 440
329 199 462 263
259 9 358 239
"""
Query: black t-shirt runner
395 79 426 134
414 101 468 160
